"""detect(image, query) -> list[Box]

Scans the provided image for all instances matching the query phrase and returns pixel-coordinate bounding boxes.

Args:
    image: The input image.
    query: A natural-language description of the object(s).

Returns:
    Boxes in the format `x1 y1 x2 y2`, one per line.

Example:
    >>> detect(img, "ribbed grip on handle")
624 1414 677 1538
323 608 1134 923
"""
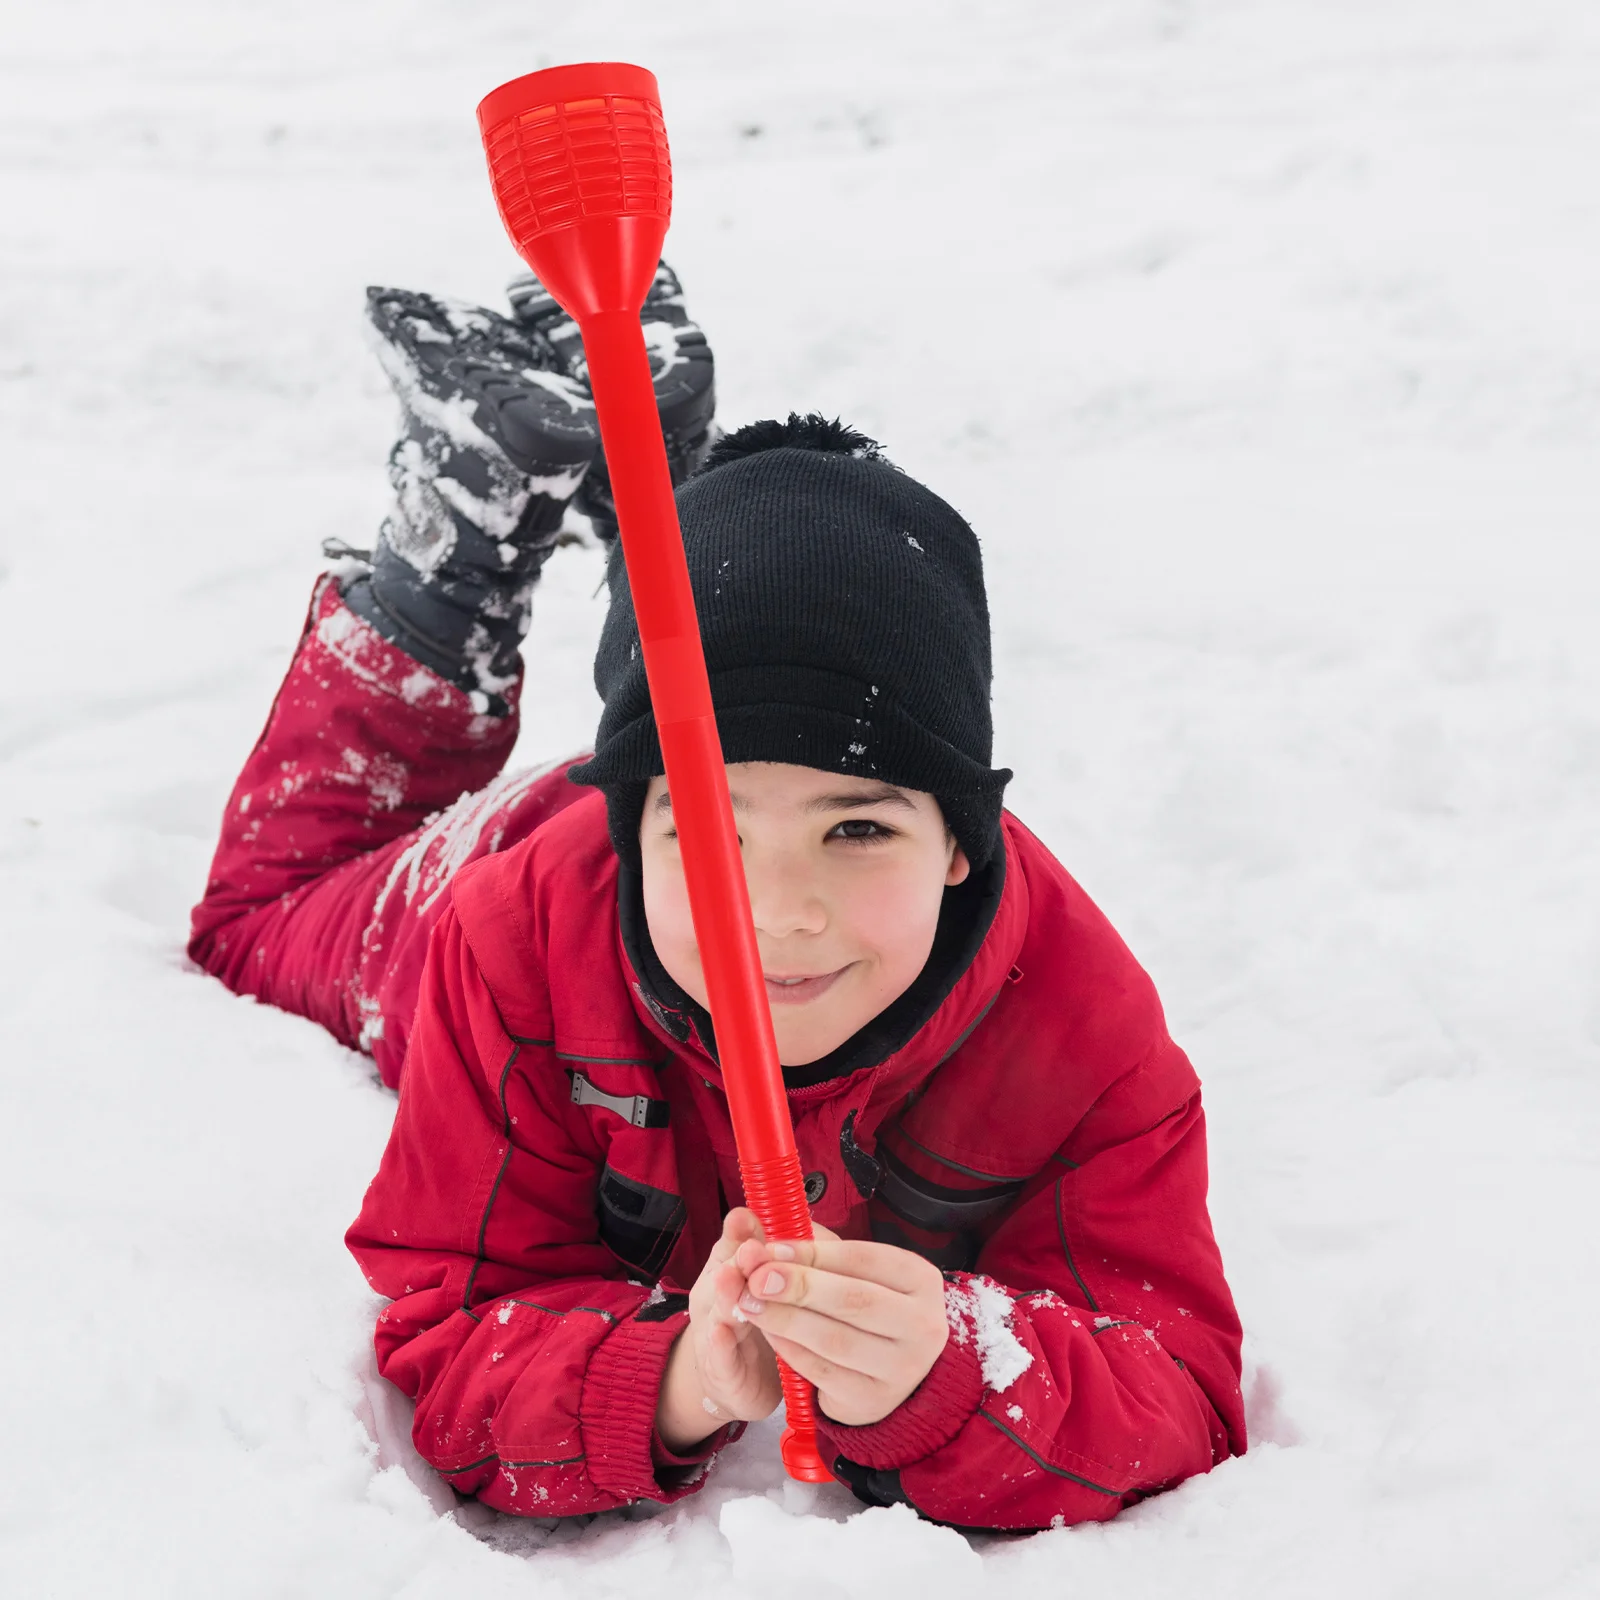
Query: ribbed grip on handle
740 1151 813 1241
741 1152 833 1483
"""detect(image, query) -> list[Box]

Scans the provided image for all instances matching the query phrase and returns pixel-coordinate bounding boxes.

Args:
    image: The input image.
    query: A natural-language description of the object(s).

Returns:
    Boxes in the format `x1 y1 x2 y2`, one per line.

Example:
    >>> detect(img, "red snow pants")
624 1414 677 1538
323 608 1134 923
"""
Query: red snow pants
188 578 591 1088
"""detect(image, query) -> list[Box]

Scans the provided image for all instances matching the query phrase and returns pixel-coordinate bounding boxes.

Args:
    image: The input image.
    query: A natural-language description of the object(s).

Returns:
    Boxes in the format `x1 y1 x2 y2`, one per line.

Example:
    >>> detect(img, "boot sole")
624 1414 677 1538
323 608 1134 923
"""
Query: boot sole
365 287 601 477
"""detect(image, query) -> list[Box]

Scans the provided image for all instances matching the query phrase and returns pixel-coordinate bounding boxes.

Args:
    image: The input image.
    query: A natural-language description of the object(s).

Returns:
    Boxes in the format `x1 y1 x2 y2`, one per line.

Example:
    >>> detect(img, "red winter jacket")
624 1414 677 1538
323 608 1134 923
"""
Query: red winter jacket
346 791 1245 1529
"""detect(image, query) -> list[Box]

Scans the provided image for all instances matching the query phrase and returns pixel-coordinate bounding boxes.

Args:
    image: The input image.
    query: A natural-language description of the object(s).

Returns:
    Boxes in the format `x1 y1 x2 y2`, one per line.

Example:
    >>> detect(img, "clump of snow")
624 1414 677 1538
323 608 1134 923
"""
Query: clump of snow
945 1276 1034 1393
355 992 385 1051
332 746 407 813
398 668 438 706
642 318 694 381
313 593 456 716
363 756 563 927
723 1493 981 1600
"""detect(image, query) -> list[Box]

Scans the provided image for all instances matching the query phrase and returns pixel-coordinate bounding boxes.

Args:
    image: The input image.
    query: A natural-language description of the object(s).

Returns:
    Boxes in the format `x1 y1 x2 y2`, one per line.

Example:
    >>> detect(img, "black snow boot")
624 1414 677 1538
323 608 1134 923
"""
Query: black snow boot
506 260 717 542
340 287 602 714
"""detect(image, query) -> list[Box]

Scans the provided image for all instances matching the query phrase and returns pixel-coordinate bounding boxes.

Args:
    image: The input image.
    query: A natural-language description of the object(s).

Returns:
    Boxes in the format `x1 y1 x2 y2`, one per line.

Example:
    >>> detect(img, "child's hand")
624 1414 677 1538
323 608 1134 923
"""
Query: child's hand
655 1208 783 1451
730 1232 949 1427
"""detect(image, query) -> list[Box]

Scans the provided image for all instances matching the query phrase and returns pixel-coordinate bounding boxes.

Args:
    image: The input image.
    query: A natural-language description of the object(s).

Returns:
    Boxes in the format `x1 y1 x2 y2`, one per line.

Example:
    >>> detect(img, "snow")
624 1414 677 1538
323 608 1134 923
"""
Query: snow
3 1 1599 1596
366 755 563 922
643 316 695 382
946 1276 1034 1393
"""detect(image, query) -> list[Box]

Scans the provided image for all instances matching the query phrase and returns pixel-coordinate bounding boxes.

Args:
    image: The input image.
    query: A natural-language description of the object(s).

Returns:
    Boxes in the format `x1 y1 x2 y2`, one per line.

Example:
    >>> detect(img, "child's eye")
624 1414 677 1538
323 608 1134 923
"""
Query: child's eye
830 818 895 844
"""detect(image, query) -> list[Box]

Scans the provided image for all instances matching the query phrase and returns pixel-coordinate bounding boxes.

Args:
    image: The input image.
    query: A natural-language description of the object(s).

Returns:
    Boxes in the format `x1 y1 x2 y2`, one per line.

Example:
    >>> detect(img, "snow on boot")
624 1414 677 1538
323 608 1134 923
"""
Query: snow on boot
506 260 717 543
341 287 602 714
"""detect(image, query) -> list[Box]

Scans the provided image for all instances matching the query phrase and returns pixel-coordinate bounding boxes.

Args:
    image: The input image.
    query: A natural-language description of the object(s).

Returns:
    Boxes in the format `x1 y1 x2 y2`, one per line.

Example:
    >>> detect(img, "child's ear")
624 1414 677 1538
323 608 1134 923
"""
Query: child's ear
945 842 971 887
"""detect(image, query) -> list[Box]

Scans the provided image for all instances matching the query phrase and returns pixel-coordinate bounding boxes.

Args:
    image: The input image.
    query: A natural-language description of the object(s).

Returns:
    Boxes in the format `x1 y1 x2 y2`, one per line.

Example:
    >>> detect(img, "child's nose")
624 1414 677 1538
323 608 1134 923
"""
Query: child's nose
744 856 827 940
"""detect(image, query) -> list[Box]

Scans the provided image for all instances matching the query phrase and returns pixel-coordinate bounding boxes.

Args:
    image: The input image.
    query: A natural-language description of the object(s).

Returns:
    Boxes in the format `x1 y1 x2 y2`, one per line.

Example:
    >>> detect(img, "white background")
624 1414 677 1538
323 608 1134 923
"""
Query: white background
2 2 1597 1594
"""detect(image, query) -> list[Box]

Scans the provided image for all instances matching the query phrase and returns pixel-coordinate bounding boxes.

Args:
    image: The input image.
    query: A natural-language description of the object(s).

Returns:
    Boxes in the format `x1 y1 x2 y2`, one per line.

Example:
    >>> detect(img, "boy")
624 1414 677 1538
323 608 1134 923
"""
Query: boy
190 268 1245 1532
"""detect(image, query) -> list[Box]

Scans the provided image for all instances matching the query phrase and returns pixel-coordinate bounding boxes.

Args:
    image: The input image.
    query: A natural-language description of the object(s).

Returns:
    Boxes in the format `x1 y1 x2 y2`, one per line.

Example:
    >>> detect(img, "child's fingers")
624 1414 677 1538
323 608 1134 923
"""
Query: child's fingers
800 1239 940 1297
727 1222 836 1278
701 1317 735 1378
740 1261 915 1340
738 1235 940 1296
728 1206 766 1241
709 1260 753 1327
701 1310 743 1377
744 1300 901 1381
734 1239 943 1304
763 1330 842 1390
702 1295 779 1413
707 1207 765 1270
701 1320 756 1402
722 1207 766 1250
763 1331 878 1412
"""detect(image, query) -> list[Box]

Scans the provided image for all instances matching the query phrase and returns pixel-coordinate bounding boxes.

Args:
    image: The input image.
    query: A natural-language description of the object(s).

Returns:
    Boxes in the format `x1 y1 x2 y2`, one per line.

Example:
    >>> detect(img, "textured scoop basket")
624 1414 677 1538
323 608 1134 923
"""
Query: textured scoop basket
477 62 832 1485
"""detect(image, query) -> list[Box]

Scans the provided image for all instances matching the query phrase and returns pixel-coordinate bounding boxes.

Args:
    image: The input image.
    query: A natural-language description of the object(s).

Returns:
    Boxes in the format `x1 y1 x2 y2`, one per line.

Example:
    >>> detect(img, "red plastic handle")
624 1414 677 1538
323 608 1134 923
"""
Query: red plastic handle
477 63 832 1485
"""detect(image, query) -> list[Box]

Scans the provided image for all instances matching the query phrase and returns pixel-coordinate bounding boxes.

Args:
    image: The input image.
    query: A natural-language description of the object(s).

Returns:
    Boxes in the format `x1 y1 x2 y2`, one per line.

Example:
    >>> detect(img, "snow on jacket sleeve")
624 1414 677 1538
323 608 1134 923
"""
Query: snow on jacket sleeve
345 905 735 1516
816 1040 1244 1530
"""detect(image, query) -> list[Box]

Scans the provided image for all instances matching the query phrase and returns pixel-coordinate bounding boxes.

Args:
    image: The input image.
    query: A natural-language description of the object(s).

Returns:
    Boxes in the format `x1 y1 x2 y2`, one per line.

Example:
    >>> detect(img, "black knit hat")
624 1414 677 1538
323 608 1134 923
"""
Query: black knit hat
568 415 1011 868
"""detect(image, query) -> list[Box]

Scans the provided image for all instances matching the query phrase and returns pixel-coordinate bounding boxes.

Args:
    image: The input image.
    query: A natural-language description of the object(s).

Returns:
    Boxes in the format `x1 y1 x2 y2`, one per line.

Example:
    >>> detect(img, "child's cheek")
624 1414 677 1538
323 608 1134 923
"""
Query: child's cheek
640 853 709 1006
838 858 947 998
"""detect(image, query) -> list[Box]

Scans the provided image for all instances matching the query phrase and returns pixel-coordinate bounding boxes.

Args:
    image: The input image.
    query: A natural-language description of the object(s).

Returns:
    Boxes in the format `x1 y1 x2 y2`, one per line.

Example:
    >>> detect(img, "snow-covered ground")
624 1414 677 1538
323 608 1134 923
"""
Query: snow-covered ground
4 1 1598 1593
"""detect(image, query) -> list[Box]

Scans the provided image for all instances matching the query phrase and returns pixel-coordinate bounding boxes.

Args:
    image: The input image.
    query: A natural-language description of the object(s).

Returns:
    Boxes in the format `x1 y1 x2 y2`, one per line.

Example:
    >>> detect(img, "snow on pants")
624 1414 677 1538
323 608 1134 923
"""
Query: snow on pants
188 577 591 1088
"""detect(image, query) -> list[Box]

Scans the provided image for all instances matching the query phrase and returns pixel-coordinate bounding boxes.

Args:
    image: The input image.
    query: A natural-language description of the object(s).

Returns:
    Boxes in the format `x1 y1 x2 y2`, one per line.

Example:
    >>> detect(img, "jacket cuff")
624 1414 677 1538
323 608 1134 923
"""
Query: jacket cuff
651 1419 744 1486
814 1326 986 1471
579 1310 730 1502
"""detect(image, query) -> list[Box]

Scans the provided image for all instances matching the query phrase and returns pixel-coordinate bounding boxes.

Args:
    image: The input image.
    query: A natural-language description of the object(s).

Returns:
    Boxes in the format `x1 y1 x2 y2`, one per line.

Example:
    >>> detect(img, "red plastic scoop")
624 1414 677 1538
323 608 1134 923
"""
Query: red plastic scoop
478 62 831 1484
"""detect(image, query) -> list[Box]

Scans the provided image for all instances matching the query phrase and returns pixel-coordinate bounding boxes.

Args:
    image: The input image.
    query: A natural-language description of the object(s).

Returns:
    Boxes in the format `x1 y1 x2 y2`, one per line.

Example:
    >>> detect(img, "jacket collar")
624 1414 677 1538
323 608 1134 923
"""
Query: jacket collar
617 816 1030 1098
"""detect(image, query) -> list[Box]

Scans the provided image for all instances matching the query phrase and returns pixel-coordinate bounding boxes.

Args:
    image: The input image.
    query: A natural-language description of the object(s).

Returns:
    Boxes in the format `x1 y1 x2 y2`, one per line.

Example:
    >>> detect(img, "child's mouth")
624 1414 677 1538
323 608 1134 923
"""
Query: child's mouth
763 966 848 1004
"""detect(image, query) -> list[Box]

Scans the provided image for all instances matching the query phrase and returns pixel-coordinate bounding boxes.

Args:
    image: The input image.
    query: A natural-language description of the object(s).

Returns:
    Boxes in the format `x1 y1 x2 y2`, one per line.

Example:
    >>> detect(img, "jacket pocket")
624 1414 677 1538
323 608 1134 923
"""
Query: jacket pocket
597 1164 687 1277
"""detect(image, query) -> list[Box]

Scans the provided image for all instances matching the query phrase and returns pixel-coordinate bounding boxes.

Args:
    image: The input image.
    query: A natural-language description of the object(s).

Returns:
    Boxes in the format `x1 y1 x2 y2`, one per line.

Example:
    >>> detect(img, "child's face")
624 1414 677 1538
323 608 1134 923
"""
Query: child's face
639 761 970 1067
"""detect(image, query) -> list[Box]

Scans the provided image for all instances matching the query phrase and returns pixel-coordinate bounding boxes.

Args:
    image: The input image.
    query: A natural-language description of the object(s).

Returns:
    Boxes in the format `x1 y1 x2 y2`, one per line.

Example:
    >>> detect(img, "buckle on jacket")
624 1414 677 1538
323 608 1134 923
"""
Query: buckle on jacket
569 1071 670 1128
